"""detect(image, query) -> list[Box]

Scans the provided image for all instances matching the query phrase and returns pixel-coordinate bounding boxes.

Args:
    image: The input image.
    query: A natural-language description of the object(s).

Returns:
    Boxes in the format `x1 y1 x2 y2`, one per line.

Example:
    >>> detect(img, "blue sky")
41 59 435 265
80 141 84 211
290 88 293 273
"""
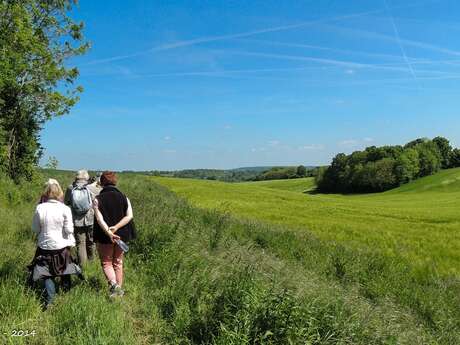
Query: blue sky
41 0 460 170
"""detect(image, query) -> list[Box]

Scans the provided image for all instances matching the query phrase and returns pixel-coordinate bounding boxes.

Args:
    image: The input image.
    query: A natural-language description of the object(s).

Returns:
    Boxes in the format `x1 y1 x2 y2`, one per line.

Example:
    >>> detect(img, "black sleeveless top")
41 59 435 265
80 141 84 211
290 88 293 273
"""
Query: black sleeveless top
93 185 136 244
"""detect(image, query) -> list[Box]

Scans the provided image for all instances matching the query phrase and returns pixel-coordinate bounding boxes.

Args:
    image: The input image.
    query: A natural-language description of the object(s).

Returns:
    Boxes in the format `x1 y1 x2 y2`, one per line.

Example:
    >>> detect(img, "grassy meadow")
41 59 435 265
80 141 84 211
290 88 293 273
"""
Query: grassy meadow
155 168 460 276
239 177 316 193
0 170 459 344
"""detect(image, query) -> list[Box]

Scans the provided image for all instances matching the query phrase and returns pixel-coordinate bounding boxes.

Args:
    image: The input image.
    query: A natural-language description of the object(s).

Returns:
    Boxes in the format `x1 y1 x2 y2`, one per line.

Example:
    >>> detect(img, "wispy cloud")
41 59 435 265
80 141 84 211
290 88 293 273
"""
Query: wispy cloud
268 140 280 147
383 0 418 83
82 0 446 69
214 50 416 74
338 138 375 149
298 144 325 151
313 73 460 88
152 9 386 52
234 38 426 62
84 8 389 66
339 139 359 148
321 24 460 58
251 147 266 153
83 52 148 66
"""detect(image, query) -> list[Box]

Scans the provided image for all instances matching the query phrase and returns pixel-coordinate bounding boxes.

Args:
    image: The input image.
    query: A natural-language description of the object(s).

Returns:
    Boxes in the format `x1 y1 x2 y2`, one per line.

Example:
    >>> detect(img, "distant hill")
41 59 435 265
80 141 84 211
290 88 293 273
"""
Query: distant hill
229 166 275 173
148 165 317 182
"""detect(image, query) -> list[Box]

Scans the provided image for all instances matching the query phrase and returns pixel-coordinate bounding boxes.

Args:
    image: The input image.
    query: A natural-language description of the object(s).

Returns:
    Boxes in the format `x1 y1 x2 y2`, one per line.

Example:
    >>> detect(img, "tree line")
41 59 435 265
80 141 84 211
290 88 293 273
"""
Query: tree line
146 166 316 182
148 168 265 182
316 137 460 193
252 165 314 181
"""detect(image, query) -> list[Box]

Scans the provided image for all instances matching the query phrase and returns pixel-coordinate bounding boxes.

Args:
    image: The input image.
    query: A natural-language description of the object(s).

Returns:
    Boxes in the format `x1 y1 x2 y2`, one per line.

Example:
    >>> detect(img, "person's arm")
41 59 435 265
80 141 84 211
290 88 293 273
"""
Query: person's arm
109 198 133 234
94 198 120 242
63 206 74 235
32 208 41 234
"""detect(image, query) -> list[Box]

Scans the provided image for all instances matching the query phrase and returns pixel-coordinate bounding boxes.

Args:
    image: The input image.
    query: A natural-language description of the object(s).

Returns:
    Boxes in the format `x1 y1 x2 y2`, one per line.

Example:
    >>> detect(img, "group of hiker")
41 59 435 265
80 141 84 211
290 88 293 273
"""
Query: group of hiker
29 170 136 309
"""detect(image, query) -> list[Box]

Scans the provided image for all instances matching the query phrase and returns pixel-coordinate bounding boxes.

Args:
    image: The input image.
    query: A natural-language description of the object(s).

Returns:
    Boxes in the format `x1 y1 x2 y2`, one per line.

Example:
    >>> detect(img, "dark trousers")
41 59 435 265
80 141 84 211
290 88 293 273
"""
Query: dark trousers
43 275 71 307
75 226 95 265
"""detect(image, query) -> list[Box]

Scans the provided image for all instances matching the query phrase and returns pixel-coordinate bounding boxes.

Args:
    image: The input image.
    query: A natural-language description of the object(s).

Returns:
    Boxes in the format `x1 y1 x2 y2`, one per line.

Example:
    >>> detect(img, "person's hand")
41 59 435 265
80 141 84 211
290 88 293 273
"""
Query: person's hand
108 226 118 233
109 231 121 243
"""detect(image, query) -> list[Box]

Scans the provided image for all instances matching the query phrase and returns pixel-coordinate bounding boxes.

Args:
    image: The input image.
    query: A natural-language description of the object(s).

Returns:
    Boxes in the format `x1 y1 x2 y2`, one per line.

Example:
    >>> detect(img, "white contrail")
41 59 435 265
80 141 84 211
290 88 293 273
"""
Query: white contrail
80 62 455 80
321 24 460 57
82 52 147 66
138 67 335 78
234 38 428 62
83 0 442 66
84 9 384 66
149 9 383 51
212 50 418 74
383 0 418 83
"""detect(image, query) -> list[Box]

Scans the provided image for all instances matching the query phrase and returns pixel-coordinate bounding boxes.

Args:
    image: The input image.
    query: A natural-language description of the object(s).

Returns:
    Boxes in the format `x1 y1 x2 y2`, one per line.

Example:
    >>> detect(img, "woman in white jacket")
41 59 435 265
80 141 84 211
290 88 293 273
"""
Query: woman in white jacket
30 180 81 309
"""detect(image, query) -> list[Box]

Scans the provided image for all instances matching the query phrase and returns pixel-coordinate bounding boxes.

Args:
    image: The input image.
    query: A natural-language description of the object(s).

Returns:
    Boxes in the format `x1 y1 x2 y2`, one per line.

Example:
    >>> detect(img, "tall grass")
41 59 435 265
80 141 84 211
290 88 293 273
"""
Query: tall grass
155 169 460 275
0 172 458 344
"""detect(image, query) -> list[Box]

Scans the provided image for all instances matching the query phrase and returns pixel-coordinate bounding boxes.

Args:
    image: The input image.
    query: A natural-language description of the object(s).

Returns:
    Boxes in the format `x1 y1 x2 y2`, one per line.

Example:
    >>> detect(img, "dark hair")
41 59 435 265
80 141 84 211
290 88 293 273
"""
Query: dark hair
100 171 117 186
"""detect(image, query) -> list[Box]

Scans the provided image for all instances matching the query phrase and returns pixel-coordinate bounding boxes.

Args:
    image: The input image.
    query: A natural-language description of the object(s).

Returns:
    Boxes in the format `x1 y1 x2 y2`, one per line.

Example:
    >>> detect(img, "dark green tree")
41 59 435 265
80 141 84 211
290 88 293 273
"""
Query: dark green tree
432 136 452 168
394 148 420 184
450 148 460 168
317 153 350 192
416 142 442 177
372 158 398 191
0 0 89 181
317 137 449 193
296 165 307 177
404 138 429 149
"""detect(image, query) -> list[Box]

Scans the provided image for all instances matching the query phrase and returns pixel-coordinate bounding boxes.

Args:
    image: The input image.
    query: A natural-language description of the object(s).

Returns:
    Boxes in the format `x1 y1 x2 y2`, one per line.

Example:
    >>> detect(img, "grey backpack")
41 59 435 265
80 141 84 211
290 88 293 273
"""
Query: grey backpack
71 185 92 215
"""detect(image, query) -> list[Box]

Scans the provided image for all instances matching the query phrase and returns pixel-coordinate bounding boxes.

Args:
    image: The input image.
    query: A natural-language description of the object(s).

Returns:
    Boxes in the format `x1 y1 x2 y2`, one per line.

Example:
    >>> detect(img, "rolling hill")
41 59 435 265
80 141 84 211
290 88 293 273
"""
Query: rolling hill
155 168 460 275
1 171 459 343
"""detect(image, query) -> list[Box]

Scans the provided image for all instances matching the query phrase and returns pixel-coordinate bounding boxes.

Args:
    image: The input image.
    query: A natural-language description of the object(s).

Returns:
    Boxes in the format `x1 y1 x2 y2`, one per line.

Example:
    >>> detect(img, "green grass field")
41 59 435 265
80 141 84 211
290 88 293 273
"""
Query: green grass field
155 169 460 276
1 171 459 344
239 177 316 193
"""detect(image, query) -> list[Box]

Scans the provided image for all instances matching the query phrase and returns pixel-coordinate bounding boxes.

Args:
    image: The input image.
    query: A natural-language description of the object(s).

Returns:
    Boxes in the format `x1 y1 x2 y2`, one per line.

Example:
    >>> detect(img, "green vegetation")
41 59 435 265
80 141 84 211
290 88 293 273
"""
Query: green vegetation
252 165 316 181
155 169 460 275
240 177 316 193
0 1 88 181
317 136 460 193
149 167 272 182
1 171 459 344
171 167 267 182
146 166 317 183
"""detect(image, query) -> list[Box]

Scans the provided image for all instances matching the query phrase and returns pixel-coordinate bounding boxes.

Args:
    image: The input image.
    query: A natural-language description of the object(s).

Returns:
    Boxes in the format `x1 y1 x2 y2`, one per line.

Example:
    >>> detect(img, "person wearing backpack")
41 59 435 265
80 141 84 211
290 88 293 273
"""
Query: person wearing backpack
64 170 95 265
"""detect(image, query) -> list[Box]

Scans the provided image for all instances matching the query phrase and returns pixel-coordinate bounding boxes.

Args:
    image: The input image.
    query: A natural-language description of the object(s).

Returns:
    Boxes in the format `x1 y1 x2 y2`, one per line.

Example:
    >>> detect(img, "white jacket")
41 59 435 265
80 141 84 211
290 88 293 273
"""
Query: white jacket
32 200 75 250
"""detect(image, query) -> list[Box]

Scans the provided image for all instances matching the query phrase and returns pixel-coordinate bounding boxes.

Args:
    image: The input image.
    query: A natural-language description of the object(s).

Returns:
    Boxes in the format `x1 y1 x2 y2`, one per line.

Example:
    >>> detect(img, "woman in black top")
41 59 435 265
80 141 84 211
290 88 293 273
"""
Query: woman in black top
93 171 135 298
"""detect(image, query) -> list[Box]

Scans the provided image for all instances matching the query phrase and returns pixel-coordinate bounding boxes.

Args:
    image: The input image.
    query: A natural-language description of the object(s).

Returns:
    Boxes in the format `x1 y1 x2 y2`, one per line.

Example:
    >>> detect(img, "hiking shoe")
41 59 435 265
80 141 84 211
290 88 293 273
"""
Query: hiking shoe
109 284 124 298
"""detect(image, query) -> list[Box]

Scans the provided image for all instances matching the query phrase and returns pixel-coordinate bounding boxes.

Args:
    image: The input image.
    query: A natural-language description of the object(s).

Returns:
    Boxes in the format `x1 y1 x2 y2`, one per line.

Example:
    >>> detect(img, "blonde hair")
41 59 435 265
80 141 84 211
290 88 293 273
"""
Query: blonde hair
45 178 59 187
76 170 89 181
43 181 64 201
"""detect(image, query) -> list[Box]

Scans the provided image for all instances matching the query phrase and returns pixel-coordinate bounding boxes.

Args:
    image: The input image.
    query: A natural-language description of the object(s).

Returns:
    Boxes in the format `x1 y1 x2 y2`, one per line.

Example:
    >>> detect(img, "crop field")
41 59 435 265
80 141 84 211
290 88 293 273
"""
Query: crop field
155 168 460 276
240 177 316 193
